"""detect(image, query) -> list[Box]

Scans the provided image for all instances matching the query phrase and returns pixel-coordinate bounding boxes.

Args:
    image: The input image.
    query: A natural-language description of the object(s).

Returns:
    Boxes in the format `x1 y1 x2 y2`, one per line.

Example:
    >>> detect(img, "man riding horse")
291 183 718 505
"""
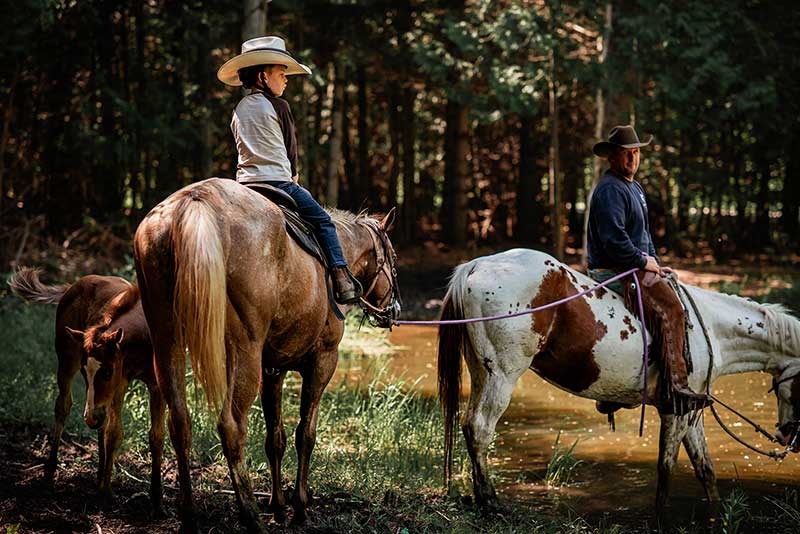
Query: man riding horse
588 125 706 414
217 35 360 305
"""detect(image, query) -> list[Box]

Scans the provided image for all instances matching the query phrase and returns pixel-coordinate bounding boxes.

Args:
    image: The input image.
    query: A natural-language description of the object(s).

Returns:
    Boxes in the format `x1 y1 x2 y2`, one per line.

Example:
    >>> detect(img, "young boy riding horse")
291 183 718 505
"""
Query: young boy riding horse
588 125 706 413
217 35 360 304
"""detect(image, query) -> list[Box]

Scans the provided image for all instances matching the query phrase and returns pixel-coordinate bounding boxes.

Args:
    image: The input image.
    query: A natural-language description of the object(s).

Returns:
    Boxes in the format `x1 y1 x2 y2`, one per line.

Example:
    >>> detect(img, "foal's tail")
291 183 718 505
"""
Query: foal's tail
170 189 227 412
437 261 476 487
8 267 70 304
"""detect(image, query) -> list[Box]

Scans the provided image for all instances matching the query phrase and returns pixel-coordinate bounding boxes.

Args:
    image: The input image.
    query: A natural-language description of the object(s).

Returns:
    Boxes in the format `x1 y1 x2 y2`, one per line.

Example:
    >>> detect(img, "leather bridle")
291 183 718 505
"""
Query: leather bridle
769 371 800 451
357 223 401 328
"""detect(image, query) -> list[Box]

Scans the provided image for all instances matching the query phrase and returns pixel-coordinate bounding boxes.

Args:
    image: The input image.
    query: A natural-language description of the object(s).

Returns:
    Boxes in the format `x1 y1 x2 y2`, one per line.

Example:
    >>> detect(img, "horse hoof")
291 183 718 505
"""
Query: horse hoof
271 507 288 525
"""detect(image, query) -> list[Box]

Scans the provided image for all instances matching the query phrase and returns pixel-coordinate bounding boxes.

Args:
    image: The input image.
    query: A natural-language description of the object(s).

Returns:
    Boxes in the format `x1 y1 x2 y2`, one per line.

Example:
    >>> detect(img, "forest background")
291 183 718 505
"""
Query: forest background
1 0 799 278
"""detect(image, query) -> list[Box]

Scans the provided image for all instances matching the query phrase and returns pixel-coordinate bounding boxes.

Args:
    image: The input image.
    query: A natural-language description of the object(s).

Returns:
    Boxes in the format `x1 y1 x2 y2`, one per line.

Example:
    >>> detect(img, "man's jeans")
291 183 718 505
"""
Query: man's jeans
588 268 626 295
267 181 347 268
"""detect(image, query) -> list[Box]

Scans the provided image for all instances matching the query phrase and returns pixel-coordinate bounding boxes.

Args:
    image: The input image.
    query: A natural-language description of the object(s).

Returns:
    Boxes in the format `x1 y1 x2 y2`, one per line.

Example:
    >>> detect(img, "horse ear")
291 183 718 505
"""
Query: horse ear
379 207 397 232
65 326 84 342
111 328 124 346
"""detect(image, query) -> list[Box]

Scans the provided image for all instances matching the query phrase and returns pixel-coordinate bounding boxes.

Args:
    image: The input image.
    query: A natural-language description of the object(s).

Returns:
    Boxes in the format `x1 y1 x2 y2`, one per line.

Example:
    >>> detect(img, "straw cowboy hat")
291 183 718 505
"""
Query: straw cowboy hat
593 125 652 158
217 36 311 86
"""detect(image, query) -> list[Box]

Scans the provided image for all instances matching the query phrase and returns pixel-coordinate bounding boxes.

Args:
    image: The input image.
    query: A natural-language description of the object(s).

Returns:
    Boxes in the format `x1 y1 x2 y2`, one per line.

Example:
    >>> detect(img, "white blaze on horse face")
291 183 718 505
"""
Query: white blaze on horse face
84 357 101 420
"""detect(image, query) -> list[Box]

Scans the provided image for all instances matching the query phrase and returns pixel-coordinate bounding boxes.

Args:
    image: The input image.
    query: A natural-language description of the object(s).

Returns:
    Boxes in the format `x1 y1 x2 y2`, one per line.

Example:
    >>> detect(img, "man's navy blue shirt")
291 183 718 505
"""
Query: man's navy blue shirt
587 170 658 271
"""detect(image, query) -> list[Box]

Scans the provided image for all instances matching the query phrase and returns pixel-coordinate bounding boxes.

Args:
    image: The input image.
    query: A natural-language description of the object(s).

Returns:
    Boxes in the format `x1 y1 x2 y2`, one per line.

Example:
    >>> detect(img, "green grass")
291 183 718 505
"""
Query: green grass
544 431 583 488
4 281 799 533
721 487 750 534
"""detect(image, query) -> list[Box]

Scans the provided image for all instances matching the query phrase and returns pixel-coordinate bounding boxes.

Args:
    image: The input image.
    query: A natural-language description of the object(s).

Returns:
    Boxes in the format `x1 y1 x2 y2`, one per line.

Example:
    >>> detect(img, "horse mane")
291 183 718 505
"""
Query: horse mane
83 283 140 351
761 303 800 357
700 285 800 357
102 284 140 327
327 208 380 237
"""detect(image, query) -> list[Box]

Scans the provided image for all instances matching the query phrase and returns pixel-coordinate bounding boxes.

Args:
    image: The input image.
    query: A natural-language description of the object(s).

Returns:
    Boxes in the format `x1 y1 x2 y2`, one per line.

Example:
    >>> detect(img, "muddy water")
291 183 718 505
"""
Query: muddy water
386 325 800 522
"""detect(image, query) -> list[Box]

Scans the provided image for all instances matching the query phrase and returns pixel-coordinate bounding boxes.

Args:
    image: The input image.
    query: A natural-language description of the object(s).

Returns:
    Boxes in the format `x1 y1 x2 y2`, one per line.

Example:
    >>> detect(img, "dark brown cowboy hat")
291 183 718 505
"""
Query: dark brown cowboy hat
592 125 652 158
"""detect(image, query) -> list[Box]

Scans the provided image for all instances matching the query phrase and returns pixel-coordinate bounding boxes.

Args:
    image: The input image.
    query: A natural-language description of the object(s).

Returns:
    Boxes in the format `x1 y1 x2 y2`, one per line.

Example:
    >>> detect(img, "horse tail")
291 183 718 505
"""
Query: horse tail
171 190 227 412
7 267 70 304
437 261 475 487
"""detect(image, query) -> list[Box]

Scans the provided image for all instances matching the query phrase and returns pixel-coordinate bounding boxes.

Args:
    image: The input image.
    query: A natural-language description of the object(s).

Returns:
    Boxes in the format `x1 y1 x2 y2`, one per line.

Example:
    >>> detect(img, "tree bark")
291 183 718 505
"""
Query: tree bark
326 59 345 207
356 64 370 210
399 86 417 241
783 156 799 245
387 85 401 212
242 0 268 41
548 42 563 260
581 1 612 266
451 104 470 247
516 116 540 244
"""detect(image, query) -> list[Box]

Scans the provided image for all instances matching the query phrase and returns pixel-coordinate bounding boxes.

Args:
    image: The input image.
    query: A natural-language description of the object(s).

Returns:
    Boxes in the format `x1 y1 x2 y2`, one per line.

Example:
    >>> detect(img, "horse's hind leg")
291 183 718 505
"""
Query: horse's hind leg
292 350 337 525
217 339 263 533
682 415 720 518
462 348 524 509
152 331 197 532
147 381 166 515
45 347 80 486
656 412 690 513
261 369 288 523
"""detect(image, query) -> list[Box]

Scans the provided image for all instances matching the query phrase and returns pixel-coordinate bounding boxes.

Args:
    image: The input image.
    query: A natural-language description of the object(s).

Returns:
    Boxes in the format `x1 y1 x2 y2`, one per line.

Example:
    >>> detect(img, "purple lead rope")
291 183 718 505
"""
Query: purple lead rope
631 273 649 436
392 268 640 325
391 267 650 434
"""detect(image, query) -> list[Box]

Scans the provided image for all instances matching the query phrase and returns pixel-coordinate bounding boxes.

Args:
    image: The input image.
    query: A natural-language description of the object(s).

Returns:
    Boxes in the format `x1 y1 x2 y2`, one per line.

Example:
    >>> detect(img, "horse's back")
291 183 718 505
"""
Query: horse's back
450 248 651 400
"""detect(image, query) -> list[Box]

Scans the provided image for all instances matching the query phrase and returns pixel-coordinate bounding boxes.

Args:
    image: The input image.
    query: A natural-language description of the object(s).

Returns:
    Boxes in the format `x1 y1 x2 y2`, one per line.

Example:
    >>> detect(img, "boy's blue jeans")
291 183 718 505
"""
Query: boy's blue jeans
266 181 347 268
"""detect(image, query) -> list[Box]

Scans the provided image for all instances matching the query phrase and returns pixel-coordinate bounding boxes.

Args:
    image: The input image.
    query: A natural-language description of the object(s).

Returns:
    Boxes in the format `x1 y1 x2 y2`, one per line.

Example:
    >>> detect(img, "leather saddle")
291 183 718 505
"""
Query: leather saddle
245 183 328 270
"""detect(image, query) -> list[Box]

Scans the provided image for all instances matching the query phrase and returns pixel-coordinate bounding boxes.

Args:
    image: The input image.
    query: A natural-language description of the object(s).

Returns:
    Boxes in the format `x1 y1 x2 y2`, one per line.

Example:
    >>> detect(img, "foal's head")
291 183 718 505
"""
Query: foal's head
67 325 126 429
66 285 140 429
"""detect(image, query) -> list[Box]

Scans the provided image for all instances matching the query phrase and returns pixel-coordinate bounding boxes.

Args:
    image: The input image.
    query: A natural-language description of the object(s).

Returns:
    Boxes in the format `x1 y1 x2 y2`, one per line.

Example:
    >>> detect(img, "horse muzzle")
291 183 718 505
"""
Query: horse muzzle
84 407 106 430
776 422 799 452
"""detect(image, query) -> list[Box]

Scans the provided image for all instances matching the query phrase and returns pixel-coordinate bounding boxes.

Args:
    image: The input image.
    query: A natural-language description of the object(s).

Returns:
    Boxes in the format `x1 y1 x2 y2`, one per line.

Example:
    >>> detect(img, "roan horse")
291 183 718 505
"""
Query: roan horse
438 248 800 512
8 268 164 510
133 177 400 532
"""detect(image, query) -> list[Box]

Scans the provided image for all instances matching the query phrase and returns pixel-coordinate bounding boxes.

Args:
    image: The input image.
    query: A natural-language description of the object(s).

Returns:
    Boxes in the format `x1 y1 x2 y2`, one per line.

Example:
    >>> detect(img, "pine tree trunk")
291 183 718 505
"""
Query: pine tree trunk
783 157 799 244
326 60 344 207
516 116 540 243
452 105 470 247
242 0 268 41
356 64 370 210
400 87 417 241
582 2 612 266
387 85 401 212
548 45 563 260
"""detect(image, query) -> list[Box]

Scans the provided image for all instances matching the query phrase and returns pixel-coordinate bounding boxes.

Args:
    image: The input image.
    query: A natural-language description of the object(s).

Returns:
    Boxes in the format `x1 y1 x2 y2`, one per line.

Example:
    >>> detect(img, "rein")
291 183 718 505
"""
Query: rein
677 283 794 461
357 223 401 327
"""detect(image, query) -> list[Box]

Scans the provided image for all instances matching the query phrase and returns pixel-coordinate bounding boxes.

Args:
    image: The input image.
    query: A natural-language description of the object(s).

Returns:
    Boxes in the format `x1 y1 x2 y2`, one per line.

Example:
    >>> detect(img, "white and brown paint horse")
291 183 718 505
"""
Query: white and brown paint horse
438 248 800 511
133 177 399 532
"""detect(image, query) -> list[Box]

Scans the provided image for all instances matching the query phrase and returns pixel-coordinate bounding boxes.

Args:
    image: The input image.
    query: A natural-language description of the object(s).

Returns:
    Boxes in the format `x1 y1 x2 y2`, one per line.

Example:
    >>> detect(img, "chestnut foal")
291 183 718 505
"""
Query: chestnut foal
9 268 165 511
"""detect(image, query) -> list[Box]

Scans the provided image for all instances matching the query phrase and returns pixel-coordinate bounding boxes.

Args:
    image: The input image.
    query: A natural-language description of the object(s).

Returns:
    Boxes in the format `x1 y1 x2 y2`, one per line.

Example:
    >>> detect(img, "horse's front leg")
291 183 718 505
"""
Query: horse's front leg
682 414 720 519
99 384 127 508
261 369 288 523
656 411 690 514
147 380 166 515
45 350 80 488
292 350 337 525
217 339 263 533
